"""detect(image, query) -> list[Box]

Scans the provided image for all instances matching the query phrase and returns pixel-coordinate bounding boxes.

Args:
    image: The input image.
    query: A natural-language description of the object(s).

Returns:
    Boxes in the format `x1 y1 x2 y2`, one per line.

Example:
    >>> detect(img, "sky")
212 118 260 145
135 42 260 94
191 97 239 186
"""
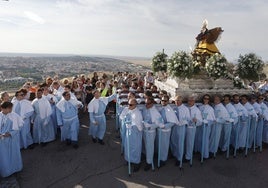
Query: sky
0 0 267 62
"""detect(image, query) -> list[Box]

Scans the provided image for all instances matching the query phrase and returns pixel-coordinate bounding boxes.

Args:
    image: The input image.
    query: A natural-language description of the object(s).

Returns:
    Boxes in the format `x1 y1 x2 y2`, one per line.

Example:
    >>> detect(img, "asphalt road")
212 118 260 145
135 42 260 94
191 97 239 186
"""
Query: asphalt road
1 113 268 188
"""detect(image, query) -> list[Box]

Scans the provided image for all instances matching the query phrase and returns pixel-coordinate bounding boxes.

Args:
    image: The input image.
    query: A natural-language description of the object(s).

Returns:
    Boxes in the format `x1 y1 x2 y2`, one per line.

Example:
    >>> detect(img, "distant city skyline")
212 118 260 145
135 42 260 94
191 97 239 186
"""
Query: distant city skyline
0 0 267 62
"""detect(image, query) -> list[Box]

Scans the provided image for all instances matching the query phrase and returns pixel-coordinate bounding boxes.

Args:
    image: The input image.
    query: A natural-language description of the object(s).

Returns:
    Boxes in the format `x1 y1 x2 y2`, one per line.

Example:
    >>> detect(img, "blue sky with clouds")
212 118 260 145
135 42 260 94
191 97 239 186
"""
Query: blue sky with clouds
0 0 267 61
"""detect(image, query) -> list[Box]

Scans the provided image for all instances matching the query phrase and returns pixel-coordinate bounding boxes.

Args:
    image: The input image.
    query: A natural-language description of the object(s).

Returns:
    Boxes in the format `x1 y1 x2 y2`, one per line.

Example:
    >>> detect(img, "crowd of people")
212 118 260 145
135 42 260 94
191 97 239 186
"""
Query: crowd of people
116 76 268 173
1 71 268 177
0 71 153 178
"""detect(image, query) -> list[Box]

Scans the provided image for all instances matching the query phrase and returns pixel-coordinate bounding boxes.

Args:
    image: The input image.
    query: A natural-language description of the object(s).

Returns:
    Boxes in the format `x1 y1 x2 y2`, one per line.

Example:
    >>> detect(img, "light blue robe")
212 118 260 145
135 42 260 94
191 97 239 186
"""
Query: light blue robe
255 102 267 147
210 103 229 153
244 102 258 149
44 94 58 136
260 102 268 144
170 104 189 162
32 99 55 143
88 94 116 140
233 103 249 148
0 114 23 177
198 104 215 158
12 100 34 149
119 107 128 152
186 105 202 160
141 106 162 165
56 101 80 143
123 108 143 164
221 103 238 151
157 106 175 161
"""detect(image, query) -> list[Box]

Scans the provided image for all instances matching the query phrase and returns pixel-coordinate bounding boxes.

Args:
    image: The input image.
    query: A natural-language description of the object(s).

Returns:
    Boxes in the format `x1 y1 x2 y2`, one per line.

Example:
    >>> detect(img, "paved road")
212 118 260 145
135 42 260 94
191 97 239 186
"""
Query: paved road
1 113 268 188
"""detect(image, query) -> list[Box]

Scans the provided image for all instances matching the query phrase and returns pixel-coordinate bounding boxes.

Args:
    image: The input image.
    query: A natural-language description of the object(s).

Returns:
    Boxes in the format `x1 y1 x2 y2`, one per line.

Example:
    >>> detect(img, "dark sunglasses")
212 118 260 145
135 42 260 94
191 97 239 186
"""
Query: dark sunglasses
128 103 135 106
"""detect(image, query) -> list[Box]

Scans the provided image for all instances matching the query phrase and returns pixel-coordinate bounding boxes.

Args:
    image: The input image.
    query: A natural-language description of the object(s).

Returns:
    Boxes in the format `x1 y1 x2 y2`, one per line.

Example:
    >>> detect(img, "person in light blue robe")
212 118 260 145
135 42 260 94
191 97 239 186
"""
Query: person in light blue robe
0 102 23 178
141 97 163 171
56 91 83 148
12 89 34 149
221 95 238 152
157 95 177 165
258 95 268 145
198 94 215 159
32 89 55 145
240 95 258 149
88 90 116 145
170 95 190 165
250 96 263 149
210 95 230 155
186 96 202 162
43 86 59 137
122 99 143 172
232 94 249 150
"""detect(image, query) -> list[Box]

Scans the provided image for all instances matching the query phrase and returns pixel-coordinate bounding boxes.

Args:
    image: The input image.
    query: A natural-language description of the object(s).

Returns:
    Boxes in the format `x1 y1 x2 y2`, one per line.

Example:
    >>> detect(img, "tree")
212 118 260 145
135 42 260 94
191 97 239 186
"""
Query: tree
236 53 264 81
151 49 168 73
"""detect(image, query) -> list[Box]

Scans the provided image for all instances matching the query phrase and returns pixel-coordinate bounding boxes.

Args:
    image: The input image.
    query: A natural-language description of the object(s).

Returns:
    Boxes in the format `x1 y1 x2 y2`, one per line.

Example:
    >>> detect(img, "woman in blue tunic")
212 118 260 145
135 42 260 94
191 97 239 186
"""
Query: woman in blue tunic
0 102 23 177
88 90 116 145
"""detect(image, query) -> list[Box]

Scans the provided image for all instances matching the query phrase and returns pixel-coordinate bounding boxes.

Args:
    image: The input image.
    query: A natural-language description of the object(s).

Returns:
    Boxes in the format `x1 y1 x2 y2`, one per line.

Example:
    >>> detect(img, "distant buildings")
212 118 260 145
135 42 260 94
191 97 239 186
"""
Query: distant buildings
2 77 27 83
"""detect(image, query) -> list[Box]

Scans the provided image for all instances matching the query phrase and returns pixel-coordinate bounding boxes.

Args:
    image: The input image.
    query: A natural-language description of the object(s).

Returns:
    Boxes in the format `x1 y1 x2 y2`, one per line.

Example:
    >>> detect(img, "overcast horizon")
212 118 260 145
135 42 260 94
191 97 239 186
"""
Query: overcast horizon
0 0 267 62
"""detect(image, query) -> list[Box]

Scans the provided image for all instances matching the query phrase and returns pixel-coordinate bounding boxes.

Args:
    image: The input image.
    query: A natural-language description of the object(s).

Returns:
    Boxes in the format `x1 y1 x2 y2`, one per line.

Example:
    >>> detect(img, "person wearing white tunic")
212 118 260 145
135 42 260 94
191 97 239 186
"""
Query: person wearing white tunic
258 95 268 145
222 95 238 152
209 95 230 155
232 94 249 150
240 95 258 149
12 89 34 149
186 96 202 162
198 94 215 159
120 98 143 172
43 86 59 137
250 95 263 149
32 89 54 146
170 95 190 166
52 81 64 101
56 91 83 149
141 97 164 171
0 102 23 177
88 90 116 145
157 95 177 167
258 79 268 94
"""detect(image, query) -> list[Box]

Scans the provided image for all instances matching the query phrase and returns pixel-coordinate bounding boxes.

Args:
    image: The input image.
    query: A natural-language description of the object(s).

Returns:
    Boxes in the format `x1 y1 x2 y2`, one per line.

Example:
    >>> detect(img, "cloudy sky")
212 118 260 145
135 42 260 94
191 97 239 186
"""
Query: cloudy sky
0 0 267 61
